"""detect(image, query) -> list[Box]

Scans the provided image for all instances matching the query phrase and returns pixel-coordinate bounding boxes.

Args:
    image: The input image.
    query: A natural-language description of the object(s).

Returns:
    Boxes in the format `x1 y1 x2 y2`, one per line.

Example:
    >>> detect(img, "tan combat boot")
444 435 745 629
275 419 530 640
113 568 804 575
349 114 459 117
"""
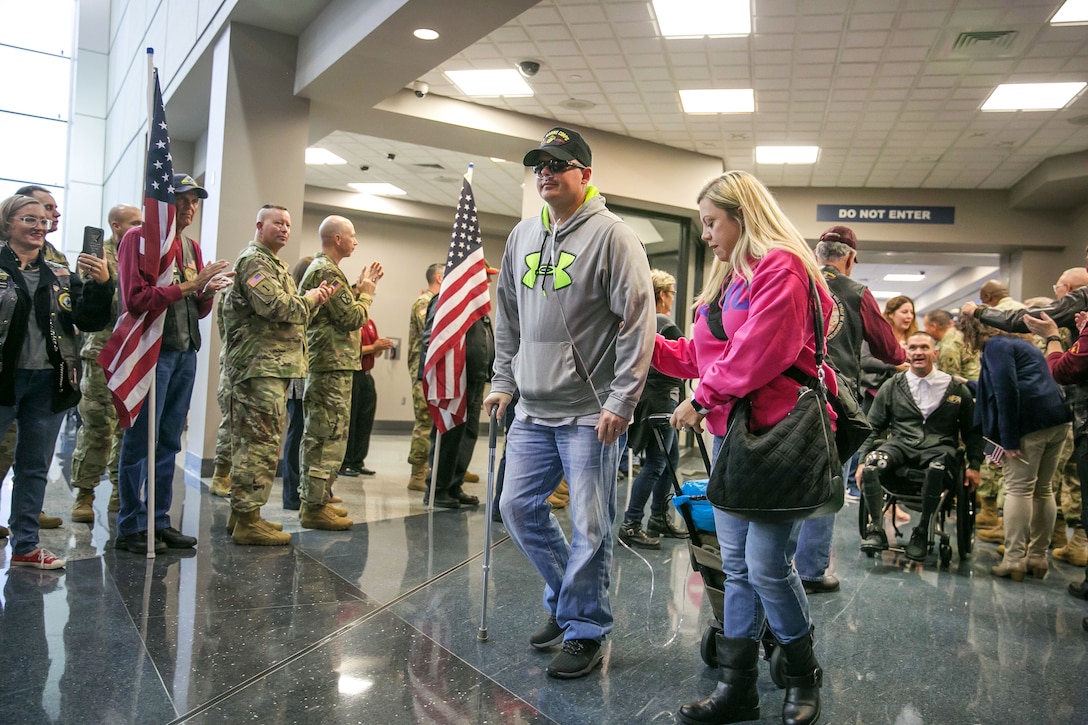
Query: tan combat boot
232 509 291 546
39 512 62 529
408 462 428 491
71 488 95 523
463 471 480 483
226 510 283 534
975 498 1000 529
0 524 9 537
300 504 353 531
547 480 570 509
1052 515 1069 550
1054 526 1088 567
210 463 231 497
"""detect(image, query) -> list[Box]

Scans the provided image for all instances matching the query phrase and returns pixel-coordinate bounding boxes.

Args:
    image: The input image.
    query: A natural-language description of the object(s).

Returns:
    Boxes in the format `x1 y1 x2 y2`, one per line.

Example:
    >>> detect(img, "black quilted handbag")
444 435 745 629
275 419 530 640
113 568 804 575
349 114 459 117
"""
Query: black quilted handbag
706 278 844 523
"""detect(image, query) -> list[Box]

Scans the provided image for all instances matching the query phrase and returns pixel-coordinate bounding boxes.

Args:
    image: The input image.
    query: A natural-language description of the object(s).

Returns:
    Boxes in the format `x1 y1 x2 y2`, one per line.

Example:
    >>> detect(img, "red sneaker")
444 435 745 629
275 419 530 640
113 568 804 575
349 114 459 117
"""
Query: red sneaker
11 548 67 570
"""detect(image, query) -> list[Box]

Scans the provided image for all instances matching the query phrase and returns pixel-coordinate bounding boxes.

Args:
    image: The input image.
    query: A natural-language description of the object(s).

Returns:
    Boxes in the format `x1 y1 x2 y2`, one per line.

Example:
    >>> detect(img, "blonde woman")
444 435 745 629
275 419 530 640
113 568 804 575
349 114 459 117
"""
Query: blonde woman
654 171 837 725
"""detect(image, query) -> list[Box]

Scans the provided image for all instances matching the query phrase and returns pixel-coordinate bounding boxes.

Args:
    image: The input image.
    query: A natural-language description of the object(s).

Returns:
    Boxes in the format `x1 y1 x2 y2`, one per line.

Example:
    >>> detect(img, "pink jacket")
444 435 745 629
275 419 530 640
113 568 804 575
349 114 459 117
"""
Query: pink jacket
652 248 838 437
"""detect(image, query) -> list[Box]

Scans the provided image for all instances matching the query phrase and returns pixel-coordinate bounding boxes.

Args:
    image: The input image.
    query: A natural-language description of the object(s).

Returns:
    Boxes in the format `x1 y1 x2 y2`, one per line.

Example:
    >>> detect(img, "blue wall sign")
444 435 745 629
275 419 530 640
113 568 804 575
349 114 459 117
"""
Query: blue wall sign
816 204 955 225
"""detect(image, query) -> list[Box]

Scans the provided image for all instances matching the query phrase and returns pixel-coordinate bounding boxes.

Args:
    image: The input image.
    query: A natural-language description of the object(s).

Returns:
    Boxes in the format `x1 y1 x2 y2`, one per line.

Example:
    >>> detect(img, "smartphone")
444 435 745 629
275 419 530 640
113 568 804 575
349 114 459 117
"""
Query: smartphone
82 226 105 258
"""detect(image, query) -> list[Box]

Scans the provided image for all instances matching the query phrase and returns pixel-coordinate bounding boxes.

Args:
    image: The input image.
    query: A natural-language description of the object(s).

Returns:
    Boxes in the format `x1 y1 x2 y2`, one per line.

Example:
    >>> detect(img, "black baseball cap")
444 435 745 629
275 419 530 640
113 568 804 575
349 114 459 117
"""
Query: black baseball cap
172 173 209 199
523 127 592 167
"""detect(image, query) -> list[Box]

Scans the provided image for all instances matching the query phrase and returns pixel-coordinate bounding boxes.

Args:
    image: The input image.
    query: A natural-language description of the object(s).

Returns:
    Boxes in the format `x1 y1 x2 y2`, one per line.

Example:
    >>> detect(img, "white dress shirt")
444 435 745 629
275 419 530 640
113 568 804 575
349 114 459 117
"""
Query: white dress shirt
906 367 952 421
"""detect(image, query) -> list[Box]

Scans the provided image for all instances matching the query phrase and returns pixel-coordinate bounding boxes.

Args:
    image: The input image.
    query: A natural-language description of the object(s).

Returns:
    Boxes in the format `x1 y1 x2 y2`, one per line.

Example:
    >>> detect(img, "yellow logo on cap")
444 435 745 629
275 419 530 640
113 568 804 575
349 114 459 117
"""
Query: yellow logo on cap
543 129 571 146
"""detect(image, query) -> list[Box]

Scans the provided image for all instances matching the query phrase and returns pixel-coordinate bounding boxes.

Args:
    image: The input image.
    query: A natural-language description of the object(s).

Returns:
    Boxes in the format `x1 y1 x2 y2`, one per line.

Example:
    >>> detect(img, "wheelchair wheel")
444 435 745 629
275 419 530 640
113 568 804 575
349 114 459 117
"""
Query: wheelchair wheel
956 486 975 559
701 625 720 667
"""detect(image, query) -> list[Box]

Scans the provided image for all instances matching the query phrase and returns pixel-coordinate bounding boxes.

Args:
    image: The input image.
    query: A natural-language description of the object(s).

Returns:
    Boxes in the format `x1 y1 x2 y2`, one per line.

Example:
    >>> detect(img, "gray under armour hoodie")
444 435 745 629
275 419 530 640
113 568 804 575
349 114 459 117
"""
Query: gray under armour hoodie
491 187 655 422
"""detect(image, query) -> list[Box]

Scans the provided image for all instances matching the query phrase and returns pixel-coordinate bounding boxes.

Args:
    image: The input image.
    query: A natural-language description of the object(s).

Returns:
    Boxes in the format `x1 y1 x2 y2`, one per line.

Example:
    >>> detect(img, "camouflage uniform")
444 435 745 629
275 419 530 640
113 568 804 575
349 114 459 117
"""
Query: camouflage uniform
213 297 232 472
0 241 70 479
407 290 435 466
221 241 315 513
935 326 980 382
299 253 372 508
71 235 122 491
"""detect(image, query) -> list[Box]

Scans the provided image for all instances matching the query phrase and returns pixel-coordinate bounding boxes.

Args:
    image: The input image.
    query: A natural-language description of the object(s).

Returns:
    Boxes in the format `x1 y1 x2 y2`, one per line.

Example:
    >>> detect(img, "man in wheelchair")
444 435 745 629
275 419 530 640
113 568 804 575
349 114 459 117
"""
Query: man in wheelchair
858 331 983 560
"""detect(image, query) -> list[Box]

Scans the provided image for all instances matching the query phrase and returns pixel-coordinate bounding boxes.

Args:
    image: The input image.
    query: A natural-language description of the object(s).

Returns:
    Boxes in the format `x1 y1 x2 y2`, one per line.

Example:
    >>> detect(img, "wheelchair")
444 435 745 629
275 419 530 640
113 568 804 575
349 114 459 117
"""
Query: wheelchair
857 448 975 567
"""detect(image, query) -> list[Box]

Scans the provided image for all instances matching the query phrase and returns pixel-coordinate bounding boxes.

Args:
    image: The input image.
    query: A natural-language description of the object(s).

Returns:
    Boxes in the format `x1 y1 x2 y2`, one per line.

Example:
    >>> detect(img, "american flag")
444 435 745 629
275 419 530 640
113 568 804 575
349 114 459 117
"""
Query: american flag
98 69 176 428
423 174 491 434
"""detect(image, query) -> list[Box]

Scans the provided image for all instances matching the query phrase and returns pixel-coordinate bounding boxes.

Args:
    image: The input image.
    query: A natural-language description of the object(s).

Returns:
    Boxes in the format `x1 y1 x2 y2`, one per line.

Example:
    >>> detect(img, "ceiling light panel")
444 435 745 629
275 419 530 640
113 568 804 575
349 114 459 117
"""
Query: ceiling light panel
444 69 534 96
305 148 346 165
755 146 820 164
348 183 407 197
1052 0 1088 24
981 82 1086 111
680 88 755 113
652 0 751 38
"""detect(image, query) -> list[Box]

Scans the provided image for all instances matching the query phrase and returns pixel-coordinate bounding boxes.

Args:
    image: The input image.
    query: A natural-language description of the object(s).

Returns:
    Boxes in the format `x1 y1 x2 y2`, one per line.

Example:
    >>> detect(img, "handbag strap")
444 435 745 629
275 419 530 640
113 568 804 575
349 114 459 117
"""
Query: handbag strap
786 276 827 394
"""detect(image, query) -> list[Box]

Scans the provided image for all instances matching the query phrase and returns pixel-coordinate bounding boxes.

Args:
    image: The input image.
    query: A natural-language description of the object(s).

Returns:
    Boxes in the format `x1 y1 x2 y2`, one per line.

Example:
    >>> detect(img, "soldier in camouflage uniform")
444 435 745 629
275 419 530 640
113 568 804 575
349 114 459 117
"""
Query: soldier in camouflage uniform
210 294 233 497
70 204 142 523
221 205 331 546
925 309 981 382
406 263 443 491
298 215 382 530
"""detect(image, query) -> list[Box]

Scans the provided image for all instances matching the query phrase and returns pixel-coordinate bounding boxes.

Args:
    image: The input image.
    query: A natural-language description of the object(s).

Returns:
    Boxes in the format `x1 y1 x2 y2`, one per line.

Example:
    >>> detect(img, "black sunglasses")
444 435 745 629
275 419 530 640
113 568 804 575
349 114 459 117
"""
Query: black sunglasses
532 159 586 176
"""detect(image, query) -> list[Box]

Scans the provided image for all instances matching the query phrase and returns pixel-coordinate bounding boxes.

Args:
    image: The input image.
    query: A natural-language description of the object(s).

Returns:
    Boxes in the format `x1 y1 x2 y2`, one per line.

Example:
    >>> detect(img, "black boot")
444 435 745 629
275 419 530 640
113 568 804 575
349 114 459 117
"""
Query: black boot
860 465 886 548
778 630 822 725
648 509 690 539
906 466 944 561
677 635 760 725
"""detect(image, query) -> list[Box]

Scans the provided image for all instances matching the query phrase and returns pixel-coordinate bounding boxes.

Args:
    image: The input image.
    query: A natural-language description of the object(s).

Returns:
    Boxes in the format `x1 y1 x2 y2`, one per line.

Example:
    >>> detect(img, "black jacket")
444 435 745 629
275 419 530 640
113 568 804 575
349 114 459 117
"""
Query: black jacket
860 371 984 470
0 245 115 412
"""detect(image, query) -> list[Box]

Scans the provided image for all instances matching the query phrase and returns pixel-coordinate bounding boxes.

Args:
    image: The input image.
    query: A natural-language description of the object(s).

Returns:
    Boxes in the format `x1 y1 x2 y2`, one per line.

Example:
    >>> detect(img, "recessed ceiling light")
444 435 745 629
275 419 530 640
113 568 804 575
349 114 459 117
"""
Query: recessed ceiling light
348 182 407 197
755 146 819 164
981 82 1086 111
305 148 346 165
870 291 900 299
1052 0 1088 24
884 273 926 282
680 89 754 114
652 0 751 38
444 69 533 97
489 157 507 163
413 28 439 40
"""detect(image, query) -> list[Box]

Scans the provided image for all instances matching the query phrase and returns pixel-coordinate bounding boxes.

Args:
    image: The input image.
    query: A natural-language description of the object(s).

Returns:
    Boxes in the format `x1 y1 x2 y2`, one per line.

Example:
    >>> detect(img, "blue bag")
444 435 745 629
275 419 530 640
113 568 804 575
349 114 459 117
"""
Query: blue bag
671 478 716 533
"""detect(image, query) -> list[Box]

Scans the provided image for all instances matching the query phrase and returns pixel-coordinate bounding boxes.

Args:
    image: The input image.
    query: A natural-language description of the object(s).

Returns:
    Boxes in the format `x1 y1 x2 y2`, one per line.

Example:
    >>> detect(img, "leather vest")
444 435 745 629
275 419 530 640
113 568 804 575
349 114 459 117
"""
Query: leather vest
822 266 866 390
160 236 201 352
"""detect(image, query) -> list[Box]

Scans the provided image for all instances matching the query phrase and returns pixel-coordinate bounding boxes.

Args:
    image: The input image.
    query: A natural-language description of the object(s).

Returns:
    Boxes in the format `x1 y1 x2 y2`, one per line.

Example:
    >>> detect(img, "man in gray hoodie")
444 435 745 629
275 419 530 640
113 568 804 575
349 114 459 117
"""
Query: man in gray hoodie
484 127 655 679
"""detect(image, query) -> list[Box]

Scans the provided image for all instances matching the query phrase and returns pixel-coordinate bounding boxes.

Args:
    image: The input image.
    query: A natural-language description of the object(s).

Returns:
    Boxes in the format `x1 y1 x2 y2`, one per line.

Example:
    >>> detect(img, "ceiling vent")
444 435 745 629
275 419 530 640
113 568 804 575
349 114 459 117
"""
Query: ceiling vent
932 28 1025 60
413 163 445 170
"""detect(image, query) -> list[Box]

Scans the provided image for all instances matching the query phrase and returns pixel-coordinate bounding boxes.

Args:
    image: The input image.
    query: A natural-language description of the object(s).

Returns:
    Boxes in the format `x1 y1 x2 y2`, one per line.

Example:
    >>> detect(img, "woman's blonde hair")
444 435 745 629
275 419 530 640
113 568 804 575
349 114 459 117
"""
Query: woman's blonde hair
649 268 676 305
883 295 918 340
694 171 826 307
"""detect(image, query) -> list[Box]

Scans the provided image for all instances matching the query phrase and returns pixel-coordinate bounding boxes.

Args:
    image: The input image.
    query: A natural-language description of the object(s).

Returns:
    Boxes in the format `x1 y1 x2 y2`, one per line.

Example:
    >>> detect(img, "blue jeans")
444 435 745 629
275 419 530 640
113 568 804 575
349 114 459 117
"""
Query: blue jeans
712 435 812 644
624 413 679 523
498 418 621 642
0 370 66 555
795 514 834 582
116 350 196 537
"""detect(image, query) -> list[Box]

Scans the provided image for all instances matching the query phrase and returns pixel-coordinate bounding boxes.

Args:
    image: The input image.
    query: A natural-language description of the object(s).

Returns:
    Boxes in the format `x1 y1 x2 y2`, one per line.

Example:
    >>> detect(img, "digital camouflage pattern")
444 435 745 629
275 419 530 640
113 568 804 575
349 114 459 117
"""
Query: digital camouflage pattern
936 326 980 382
407 290 435 465
1054 425 1082 525
72 235 122 489
221 241 314 383
229 377 289 512
300 370 353 507
214 296 231 469
299 253 372 373
71 363 122 489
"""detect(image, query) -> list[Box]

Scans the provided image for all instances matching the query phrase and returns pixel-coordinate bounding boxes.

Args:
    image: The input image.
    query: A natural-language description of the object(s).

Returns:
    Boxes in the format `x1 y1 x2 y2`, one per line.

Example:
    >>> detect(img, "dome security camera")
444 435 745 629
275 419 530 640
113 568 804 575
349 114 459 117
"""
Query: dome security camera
410 81 429 98
518 60 541 77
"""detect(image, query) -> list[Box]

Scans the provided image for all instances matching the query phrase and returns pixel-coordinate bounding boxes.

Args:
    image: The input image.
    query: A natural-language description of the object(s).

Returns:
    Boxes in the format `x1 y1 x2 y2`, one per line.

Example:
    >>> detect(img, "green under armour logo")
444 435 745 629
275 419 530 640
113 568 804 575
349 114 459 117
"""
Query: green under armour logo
523 251 576 290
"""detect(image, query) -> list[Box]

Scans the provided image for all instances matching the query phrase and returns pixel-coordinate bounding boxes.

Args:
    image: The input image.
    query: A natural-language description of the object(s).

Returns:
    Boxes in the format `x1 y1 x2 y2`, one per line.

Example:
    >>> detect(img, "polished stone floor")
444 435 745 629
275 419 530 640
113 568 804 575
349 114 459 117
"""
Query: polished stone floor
1 429 1086 724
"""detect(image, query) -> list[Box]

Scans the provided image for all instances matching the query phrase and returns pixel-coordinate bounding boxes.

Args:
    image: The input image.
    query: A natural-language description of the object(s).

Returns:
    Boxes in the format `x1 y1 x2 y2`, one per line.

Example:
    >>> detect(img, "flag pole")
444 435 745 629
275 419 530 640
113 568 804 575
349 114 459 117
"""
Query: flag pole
145 48 157 560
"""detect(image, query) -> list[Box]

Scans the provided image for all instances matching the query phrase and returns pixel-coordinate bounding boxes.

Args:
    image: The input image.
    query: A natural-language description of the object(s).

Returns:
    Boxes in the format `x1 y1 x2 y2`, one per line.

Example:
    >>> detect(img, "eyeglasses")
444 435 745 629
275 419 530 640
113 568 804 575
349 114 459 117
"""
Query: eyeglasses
14 216 52 229
532 159 586 176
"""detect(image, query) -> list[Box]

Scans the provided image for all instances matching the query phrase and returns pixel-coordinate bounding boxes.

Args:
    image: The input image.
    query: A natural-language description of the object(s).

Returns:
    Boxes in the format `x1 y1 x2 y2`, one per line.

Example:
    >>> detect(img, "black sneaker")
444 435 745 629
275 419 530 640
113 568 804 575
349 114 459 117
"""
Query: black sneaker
156 526 197 549
529 615 566 650
338 466 362 477
859 526 888 554
905 526 928 561
546 638 603 679
619 521 660 550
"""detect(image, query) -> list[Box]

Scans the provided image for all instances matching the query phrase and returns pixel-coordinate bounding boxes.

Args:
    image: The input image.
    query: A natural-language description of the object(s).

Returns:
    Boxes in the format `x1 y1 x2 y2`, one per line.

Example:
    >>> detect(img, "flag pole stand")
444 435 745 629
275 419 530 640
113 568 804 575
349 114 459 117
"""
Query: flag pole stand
478 408 498 641
428 432 440 512
145 48 157 560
